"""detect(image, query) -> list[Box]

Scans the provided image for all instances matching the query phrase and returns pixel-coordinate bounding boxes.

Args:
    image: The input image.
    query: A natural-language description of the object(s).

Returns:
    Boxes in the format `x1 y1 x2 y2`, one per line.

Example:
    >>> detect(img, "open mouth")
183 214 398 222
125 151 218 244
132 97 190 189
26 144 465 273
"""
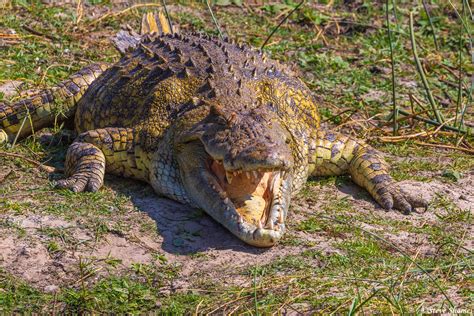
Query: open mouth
208 158 287 232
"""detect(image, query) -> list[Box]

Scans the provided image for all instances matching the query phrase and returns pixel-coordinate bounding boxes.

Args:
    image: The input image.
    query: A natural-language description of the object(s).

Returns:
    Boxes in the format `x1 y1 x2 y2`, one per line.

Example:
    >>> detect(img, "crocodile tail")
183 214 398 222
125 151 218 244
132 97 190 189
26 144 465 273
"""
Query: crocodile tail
112 10 177 55
0 62 108 143
141 10 175 35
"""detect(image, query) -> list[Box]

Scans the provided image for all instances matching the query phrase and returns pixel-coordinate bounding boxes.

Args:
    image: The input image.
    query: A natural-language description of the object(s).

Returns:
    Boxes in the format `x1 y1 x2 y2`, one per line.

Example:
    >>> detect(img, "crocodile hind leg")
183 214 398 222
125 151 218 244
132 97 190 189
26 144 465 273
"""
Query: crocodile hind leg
309 129 427 214
0 63 108 143
56 127 150 192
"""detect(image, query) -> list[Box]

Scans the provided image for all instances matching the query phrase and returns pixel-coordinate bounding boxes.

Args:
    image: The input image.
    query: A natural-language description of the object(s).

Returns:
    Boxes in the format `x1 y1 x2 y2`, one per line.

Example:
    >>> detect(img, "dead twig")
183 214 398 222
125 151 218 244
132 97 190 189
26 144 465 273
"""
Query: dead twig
76 0 84 25
379 118 455 142
0 169 13 183
89 3 163 26
0 151 58 173
413 141 474 155
397 109 470 134
381 109 430 127
22 25 57 41
313 23 329 46
322 108 356 123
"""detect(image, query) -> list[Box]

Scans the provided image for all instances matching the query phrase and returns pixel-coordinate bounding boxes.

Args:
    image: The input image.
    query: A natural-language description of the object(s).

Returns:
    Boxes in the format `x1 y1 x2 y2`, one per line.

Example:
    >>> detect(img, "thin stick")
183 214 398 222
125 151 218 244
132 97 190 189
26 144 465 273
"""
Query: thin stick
76 0 84 25
11 115 28 148
381 109 430 127
409 11 444 124
414 141 474 155
0 151 57 173
205 0 224 40
22 25 57 41
161 0 173 33
410 93 430 115
421 0 440 50
379 118 455 142
386 0 398 135
90 3 163 26
261 0 305 49
397 109 470 134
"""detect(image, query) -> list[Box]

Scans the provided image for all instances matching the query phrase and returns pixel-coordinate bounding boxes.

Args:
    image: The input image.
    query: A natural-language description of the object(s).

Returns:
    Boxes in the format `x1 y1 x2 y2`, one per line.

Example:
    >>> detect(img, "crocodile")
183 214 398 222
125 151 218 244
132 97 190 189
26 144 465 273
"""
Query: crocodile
0 13 426 247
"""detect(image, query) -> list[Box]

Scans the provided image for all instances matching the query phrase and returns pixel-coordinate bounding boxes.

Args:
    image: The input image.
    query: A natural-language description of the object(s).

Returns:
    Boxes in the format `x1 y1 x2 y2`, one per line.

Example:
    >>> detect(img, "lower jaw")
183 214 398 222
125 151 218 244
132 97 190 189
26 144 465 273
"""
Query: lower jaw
238 223 287 247
191 182 291 247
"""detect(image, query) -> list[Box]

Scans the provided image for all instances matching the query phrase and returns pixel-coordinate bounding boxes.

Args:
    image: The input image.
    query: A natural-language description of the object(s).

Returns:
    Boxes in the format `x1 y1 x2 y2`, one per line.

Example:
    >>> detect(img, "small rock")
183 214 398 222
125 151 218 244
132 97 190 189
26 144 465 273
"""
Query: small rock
399 79 418 89
0 80 24 98
44 285 59 293
53 12 69 20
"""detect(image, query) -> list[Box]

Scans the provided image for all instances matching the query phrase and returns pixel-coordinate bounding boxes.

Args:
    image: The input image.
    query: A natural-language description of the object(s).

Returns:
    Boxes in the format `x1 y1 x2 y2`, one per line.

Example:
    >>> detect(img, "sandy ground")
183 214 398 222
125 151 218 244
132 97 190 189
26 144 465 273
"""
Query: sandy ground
1 169 472 293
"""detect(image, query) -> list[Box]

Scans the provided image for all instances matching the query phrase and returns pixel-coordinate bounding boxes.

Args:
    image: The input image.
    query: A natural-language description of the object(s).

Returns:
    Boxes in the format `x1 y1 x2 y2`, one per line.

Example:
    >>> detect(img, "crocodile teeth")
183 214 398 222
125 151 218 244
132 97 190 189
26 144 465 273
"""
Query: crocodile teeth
252 171 258 179
223 197 230 204
245 171 251 179
239 216 243 224
278 212 284 224
226 171 233 184
272 172 281 193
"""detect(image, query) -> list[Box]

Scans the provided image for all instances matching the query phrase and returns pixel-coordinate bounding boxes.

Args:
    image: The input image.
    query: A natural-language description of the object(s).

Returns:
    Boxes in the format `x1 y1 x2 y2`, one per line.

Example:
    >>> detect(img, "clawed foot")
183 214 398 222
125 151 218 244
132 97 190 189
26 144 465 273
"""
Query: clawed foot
375 183 428 214
0 129 8 144
55 142 105 193
56 170 104 192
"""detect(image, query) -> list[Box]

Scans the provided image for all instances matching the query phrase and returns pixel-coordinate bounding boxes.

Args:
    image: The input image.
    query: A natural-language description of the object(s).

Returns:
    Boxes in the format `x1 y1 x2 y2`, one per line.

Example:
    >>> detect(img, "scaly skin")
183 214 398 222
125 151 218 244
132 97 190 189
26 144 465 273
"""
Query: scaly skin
0 63 108 142
0 31 426 247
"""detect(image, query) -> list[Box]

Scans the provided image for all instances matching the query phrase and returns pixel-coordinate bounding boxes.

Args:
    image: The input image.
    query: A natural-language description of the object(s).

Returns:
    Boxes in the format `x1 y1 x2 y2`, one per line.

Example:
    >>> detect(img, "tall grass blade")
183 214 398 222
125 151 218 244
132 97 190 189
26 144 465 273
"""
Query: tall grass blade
386 0 398 135
161 0 174 33
457 0 473 130
409 11 444 124
205 0 224 40
261 0 305 49
421 0 440 50
454 0 465 128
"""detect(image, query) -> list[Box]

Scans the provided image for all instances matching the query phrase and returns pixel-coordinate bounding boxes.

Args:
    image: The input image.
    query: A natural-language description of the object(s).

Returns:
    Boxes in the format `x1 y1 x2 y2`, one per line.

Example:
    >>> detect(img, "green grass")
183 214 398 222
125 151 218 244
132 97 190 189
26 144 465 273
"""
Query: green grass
0 0 472 314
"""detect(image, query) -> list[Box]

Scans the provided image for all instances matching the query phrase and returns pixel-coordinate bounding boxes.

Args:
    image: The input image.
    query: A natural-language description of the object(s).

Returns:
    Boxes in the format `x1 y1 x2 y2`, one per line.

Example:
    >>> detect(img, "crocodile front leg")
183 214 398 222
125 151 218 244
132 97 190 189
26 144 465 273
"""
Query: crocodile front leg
309 129 427 214
57 127 150 192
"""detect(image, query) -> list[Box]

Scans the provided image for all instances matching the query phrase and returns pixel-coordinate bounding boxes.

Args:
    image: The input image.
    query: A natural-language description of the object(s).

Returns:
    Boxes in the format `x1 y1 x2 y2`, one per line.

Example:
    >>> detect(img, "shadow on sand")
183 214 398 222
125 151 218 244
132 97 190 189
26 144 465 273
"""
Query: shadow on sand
106 177 271 256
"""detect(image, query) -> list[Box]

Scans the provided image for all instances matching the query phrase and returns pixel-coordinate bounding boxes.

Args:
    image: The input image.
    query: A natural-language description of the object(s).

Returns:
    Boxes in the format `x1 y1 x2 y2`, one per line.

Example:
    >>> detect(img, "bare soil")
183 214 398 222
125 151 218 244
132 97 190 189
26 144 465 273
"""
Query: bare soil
1 170 472 293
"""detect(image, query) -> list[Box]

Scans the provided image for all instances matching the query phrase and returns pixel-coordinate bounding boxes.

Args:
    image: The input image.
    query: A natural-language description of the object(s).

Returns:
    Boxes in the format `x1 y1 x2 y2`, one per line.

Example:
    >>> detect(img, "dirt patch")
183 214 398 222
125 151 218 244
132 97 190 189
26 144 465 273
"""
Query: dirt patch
2 172 472 291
